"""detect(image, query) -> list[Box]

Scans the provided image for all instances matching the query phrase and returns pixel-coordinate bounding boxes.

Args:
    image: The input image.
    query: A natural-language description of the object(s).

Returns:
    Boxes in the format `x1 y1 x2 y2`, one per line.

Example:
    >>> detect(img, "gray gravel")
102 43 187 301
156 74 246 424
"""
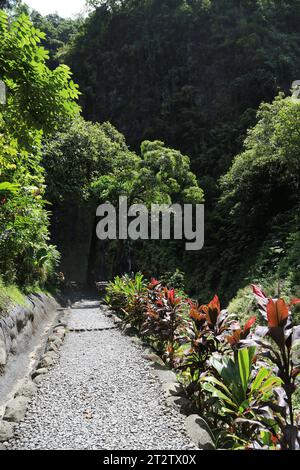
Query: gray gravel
67 301 115 331
7 302 196 450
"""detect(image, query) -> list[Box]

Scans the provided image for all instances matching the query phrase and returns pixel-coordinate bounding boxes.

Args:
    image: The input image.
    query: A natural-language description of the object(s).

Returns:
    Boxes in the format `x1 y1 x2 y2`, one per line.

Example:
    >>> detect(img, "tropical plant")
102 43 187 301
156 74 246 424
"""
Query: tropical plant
0 10 79 287
105 273 147 329
121 273 147 330
179 296 232 405
106 272 300 449
226 316 257 350
105 276 128 310
142 281 184 367
248 285 300 449
201 347 282 449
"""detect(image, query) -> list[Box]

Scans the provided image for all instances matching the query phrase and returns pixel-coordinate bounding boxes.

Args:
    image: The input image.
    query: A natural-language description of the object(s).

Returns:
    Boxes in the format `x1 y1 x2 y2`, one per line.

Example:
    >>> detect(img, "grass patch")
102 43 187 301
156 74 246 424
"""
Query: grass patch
227 286 260 324
228 282 300 326
0 278 57 318
0 280 28 317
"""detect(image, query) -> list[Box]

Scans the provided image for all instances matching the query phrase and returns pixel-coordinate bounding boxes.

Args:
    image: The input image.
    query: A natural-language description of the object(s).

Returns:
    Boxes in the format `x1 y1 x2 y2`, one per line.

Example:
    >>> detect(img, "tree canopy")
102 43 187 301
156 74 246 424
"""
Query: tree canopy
0 10 79 286
1 0 299 305
30 11 84 69
66 0 300 186
214 94 300 298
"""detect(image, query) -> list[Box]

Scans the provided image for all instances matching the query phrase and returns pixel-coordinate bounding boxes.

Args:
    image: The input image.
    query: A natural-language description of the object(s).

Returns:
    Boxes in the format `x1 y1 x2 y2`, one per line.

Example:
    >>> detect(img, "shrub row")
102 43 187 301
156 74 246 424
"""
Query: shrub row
105 274 300 450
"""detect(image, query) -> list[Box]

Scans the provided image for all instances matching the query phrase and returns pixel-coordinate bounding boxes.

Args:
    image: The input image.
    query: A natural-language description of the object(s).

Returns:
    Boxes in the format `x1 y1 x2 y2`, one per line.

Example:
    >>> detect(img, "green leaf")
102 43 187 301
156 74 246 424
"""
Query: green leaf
259 377 282 394
238 348 253 395
251 368 271 393
0 182 20 194
200 375 232 396
202 381 238 410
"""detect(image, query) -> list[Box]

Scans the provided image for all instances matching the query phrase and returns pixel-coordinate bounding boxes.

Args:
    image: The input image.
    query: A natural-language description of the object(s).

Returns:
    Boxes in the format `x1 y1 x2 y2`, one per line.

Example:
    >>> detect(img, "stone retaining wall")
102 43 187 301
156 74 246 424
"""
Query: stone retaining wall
0 294 59 372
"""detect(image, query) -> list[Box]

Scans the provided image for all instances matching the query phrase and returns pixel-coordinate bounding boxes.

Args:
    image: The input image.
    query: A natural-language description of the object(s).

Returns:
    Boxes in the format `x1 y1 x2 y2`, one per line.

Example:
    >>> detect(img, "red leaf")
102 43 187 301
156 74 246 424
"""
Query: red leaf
243 316 257 334
167 288 181 306
290 299 300 306
211 295 220 311
149 278 159 288
267 299 289 328
190 308 206 324
252 284 267 299
168 288 175 304
226 330 242 346
271 435 279 445
204 295 220 327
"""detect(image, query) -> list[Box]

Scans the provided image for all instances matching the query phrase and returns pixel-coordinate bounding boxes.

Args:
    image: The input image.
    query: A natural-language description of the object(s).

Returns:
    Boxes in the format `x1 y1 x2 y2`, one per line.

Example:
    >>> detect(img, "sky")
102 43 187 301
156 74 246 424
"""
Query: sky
24 0 87 18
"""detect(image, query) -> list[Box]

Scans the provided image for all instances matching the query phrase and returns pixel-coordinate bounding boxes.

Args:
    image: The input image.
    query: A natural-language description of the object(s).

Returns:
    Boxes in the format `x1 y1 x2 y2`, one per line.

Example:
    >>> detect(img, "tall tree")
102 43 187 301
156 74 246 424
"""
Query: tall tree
67 0 300 183
30 11 84 69
0 11 79 285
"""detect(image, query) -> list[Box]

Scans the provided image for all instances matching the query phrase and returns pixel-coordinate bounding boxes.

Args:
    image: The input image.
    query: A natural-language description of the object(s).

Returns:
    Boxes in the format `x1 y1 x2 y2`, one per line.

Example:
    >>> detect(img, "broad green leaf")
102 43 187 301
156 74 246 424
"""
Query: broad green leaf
200 375 232 396
202 382 238 409
259 377 282 394
238 348 254 395
251 368 270 393
0 182 20 193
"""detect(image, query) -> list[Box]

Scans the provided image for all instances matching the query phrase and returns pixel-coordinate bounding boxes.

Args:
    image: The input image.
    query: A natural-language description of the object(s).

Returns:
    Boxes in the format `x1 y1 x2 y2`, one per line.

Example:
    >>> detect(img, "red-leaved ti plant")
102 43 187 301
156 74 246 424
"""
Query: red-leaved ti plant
226 316 257 349
149 278 160 288
142 287 183 367
250 285 300 449
186 295 230 346
166 288 181 307
199 295 221 328
187 299 206 326
178 296 232 408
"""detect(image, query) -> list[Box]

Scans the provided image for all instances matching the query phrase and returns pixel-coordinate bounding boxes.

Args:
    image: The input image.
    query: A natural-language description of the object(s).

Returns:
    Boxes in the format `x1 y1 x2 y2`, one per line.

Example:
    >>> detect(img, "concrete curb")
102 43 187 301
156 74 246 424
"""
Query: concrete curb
0 298 68 449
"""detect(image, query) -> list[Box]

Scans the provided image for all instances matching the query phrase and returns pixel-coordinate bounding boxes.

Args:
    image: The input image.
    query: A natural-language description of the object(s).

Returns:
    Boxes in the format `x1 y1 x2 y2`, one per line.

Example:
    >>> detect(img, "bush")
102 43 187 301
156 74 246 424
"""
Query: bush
160 268 186 291
0 11 78 289
106 273 300 450
105 273 147 329
0 277 27 317
227 286 259 324
0 191 60 286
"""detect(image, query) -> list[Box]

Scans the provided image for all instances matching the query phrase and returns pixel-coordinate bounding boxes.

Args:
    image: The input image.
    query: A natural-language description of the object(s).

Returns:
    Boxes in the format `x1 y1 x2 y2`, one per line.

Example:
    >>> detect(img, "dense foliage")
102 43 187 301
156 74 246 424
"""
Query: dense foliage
30 12 84 69
68 0 300 179
63 0 300 301
106 274 300 449
1 0 299 451
0 10 79 287
0 0 16 9
1 1 299 308
43 115 203 282
186 94 300 303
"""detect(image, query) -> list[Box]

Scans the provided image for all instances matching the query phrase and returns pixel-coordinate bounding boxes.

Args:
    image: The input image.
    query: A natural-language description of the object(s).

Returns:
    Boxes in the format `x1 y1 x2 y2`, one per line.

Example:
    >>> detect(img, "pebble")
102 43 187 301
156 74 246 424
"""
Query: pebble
7 302 196 450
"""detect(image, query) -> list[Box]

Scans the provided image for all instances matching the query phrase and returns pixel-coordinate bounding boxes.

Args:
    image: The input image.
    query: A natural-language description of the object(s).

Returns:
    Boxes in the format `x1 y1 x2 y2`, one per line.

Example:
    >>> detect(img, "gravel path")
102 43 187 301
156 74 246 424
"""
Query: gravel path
7 301 196 450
